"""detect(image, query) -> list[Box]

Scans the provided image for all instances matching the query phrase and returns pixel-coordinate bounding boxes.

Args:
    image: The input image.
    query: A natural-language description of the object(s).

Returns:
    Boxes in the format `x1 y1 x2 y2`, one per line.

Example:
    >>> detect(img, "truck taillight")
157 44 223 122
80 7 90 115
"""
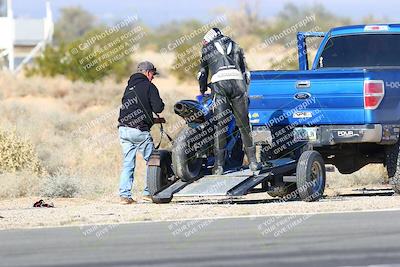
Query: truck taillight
364 80 385 110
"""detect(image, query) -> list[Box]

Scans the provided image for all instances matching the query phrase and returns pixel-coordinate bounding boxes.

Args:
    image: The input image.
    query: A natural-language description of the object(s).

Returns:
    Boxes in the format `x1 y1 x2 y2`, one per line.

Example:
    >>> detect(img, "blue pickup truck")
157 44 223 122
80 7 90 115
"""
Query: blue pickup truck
249 24 400 194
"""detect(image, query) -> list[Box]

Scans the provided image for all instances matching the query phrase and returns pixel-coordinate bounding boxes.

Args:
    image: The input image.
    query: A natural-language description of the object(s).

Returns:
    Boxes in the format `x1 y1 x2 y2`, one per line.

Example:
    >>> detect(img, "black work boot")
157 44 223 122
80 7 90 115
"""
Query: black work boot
213 149 225 175
245 146 260 172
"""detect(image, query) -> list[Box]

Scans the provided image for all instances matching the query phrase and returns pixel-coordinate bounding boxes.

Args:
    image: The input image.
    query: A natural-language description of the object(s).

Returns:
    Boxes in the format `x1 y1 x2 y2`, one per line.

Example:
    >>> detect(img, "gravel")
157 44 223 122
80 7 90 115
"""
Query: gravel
1 190 399 230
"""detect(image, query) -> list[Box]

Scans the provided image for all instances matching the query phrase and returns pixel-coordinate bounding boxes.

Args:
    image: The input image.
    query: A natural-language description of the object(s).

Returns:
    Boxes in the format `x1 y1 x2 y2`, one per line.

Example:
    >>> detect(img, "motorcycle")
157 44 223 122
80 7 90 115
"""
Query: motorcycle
147 92 245 203
171 93 244 182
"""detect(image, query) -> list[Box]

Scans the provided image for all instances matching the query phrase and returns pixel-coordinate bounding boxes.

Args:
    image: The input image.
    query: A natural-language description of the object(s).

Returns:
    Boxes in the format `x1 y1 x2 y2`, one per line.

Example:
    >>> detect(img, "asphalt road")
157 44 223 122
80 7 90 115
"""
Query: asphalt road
1 210 400 267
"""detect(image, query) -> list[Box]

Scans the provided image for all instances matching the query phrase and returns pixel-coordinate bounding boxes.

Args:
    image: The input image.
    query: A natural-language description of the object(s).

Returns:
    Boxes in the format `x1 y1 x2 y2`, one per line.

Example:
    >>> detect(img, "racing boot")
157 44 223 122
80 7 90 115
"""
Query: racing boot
213 149 225 175
245 146 260 172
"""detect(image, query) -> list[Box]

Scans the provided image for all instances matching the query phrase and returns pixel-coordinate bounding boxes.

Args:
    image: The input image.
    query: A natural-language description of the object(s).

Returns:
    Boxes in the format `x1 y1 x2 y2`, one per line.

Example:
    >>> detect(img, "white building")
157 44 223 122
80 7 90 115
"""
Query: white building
0 0 53 72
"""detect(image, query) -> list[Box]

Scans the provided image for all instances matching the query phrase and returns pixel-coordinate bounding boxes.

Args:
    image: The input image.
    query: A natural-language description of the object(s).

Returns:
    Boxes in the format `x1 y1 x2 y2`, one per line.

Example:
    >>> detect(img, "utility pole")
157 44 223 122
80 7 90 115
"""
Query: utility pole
7 0 14 71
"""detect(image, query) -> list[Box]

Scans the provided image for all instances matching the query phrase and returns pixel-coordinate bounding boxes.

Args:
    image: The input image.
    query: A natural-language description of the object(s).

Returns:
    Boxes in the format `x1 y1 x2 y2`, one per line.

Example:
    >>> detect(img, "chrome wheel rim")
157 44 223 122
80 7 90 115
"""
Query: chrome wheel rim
311 161 323 192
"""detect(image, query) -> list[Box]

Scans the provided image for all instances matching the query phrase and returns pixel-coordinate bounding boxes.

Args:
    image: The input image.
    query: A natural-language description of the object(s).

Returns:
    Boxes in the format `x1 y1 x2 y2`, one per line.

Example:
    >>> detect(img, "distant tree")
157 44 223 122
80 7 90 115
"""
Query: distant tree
146 19 204 49
223 0 264 37
26 27 134 82
264 3 351 46
54 6 96 44
162 20 214 82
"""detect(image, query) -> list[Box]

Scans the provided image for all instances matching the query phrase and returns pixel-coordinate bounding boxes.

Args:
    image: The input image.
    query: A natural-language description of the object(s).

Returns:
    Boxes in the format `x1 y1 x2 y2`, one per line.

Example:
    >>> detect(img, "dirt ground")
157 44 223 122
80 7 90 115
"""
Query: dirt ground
1 187 399 231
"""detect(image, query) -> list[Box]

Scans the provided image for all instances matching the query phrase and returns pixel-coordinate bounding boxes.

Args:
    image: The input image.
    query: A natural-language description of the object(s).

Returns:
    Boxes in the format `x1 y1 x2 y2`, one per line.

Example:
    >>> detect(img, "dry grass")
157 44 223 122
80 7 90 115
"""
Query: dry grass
0 172 41 198
327 164 388 190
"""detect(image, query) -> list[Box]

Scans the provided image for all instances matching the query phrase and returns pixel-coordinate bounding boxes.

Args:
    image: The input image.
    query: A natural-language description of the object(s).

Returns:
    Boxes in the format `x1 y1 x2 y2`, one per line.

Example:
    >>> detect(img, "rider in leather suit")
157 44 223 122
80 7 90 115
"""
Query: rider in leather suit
198 28 258 175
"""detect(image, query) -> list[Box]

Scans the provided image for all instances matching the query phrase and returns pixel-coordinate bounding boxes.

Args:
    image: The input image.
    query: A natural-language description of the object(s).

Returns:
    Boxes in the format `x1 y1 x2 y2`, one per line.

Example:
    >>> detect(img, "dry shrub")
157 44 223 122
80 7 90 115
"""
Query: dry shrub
0 130 44 175
0 172 41 198
40 170 81 198
63 79 121 112
326 164 387 189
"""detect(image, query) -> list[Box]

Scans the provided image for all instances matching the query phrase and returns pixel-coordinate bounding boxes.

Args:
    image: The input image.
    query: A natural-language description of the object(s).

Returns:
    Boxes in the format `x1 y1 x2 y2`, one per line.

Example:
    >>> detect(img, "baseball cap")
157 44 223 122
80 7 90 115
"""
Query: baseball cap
137 61 159 75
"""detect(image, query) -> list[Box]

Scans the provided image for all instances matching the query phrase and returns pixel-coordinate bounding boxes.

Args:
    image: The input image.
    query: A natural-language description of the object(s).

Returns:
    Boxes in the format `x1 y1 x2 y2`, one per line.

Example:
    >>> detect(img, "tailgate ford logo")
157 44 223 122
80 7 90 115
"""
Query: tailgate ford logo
294 92 311 100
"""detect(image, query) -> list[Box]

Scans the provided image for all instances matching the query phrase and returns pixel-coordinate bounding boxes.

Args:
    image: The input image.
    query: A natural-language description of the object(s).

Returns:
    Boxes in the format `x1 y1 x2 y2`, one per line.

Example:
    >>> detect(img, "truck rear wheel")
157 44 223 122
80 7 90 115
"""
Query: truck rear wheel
296 150 325 202
147 150 174 204
385 142 400 194
147 166 172 204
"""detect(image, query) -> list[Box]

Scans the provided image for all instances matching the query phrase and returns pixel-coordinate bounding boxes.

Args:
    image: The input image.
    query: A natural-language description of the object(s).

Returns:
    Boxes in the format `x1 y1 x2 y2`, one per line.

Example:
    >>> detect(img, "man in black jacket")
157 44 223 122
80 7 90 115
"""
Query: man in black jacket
118 61 164 204
198 28 258 175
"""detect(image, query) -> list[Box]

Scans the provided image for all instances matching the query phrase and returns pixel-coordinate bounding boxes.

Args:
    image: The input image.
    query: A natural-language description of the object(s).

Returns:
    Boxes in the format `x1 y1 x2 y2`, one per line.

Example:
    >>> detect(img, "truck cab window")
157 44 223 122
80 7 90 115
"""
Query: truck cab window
318 34 400 68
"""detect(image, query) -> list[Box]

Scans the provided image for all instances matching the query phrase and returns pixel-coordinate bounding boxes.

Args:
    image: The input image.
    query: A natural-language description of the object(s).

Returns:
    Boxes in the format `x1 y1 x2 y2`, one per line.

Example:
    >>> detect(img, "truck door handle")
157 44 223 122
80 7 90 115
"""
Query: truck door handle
296 80 311 89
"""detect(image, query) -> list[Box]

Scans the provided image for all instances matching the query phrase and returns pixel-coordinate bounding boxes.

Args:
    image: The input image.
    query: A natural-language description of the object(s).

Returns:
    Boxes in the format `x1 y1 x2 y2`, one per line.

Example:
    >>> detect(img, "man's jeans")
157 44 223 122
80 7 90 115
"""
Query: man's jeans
118 126 154 198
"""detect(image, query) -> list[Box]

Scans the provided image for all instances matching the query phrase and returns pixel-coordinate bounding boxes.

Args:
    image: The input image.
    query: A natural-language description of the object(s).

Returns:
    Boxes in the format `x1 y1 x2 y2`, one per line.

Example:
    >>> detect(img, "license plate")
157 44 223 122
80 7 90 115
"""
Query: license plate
293 112 312 118
294 128 318 141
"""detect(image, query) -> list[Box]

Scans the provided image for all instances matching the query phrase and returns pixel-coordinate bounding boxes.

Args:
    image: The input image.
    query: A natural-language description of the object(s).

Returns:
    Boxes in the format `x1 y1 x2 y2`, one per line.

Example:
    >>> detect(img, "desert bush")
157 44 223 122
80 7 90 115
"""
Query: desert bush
326 164 386 189
0 130 44 175
0 171 41 198
40 170 81 198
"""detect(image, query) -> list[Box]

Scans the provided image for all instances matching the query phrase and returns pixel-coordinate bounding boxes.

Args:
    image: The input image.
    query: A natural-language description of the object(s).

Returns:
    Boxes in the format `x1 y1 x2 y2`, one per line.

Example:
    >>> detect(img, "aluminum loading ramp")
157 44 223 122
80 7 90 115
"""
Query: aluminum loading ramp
175 169 260 197
154 158 297 200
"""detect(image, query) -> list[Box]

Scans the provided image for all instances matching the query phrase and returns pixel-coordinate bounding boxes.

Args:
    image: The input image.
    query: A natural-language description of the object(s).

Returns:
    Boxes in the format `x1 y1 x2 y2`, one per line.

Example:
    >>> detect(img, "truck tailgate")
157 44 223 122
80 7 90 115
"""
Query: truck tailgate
249 69 366 126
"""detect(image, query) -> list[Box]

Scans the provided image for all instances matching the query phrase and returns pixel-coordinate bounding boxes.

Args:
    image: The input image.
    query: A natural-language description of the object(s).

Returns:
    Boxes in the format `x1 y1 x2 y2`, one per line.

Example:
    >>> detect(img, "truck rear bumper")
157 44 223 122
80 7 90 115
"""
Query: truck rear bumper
294 125 385 146
252 124 400 147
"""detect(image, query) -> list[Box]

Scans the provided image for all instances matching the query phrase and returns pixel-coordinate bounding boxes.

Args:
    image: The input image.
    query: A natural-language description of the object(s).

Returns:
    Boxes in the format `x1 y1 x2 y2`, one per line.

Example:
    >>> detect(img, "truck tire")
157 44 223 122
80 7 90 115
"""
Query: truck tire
172 127 203 182
147 150 174 204
385 142 400 194
296 150 325 202
147 166 172 204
